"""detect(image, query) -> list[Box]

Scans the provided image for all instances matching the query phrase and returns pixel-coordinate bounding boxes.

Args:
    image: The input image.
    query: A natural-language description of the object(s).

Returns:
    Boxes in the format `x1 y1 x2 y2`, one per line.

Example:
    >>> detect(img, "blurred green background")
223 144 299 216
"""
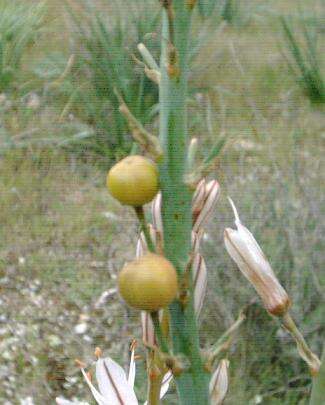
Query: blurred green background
0 0 324 403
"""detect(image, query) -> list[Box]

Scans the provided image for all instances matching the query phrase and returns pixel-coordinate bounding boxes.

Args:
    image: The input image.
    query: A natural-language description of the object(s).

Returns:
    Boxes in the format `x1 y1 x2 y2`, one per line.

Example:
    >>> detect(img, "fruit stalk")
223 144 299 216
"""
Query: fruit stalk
151 311 169 353
310 345 325 405
134 206 156 253
158 2 209 404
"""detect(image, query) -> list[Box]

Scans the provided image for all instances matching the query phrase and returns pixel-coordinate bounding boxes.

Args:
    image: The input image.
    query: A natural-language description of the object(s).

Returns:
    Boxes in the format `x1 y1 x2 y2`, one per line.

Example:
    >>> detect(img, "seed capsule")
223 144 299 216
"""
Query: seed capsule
118 253 178 311
107 155 159 206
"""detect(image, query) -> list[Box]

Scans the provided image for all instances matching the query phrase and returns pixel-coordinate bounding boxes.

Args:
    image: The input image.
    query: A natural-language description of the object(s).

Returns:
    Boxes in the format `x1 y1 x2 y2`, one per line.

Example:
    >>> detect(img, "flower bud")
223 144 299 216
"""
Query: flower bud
151 178 220 236
192 179 206 218
192 253 207 316
224 198 290 316
209 359 229 405
193 180 220 233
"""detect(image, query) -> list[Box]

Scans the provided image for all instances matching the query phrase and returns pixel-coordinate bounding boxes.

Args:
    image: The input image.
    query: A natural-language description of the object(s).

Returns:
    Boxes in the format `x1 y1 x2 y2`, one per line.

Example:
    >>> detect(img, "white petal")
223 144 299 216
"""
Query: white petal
136 238 144 258
143 371 173 405
128 348 136 388
227 197 265 259
151 193 163 233
225 225 280 288
96 358 138 405
160 371 173 399
227 197 240 226
209 359 229 405
81 368 108 405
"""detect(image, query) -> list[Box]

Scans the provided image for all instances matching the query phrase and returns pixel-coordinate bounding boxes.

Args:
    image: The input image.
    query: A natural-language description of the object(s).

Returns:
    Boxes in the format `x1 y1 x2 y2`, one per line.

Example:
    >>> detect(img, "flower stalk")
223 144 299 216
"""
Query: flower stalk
158 2 209 403
207 310 246 369
282 313 321 376
310 345 325 404
224 198 321 377
134 206 156 253
150 311 169 354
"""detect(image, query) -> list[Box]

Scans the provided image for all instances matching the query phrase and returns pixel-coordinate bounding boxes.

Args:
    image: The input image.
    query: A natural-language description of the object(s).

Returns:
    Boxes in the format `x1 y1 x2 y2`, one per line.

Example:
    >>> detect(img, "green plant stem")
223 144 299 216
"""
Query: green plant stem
282 313 321 376
310 345 325 405
138 43 160 71
147 371 163 405
134 206 155 253
151 311 169 353
208 310 246 367
158 4 209 405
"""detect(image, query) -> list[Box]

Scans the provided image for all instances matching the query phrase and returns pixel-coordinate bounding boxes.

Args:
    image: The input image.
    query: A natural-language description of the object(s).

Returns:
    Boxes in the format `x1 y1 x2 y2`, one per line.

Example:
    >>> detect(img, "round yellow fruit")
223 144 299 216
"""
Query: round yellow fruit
107 155 159 206
118 253 178 311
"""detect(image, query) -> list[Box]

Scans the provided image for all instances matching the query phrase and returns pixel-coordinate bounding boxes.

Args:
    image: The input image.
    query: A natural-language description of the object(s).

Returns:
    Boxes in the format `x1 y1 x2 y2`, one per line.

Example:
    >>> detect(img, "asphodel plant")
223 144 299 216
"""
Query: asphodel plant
56 1 322 404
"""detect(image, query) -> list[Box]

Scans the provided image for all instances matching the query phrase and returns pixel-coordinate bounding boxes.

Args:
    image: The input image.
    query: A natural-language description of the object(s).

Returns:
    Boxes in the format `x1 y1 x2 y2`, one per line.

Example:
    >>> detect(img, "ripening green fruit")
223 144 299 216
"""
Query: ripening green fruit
107 155 159 206
118 253 178 311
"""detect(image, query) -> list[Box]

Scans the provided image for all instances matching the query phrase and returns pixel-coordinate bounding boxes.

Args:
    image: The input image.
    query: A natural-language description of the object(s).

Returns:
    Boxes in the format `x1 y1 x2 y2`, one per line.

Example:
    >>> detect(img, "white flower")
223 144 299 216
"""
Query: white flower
58 347 171 405
224 198 290 316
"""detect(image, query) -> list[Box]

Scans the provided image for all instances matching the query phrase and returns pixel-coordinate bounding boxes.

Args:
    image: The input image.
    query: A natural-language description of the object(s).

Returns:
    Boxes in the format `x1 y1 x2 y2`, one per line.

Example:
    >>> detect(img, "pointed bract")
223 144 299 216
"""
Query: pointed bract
160 371 173 399
128 346 136 388
81 368 108 405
